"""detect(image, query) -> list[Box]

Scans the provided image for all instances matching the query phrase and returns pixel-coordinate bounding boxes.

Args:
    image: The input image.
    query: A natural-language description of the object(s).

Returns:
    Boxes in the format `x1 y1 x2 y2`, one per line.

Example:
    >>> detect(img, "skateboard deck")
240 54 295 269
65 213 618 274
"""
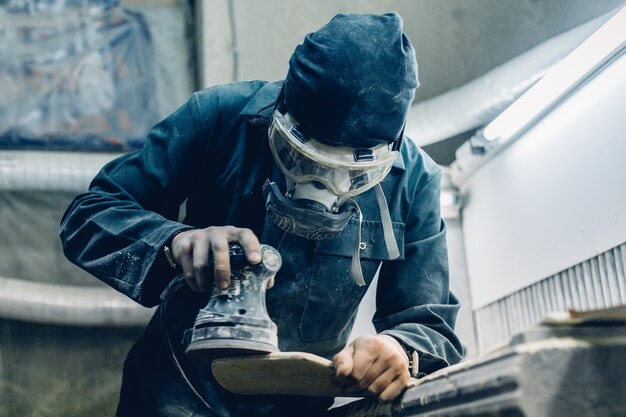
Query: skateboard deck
211 351 369 397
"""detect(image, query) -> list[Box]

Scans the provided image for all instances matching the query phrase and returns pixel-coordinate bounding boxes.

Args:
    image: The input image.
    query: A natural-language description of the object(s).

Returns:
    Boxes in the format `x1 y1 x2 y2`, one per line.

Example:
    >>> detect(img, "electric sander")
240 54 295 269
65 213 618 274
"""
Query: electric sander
185 243 282 360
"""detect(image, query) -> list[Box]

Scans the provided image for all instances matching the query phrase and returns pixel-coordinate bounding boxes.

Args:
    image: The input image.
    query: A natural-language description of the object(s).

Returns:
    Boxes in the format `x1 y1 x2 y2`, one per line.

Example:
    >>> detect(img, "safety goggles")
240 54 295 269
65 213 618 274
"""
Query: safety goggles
268 110 399 197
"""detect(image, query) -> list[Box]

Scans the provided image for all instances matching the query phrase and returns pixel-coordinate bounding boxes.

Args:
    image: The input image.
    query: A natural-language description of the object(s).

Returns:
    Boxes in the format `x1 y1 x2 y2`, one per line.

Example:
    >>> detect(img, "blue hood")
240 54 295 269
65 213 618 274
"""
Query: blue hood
284 12 419 148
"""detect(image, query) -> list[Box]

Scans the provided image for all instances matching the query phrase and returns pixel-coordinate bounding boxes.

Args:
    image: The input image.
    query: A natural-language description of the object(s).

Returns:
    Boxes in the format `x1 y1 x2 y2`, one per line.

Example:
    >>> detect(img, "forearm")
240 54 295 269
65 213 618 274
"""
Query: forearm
60 190 188 306
377 302 464 374
374 218 464 373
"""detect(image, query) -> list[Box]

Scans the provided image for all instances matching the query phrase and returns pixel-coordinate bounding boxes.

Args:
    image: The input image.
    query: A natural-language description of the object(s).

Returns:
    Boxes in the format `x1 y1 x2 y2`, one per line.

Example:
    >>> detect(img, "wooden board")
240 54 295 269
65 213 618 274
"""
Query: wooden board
211 351 369 397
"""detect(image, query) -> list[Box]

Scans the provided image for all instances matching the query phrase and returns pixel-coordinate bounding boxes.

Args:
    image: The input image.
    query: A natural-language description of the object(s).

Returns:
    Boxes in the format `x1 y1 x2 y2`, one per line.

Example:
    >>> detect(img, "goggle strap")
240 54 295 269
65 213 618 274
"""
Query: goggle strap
350 201 366 286
375 184 400 260
391 123 406 152
275 84 287 114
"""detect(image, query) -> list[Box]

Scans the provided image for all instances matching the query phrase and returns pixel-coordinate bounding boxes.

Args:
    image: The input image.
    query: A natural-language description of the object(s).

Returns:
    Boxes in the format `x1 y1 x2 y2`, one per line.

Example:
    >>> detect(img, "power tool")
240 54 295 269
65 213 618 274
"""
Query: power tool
185 243 282 360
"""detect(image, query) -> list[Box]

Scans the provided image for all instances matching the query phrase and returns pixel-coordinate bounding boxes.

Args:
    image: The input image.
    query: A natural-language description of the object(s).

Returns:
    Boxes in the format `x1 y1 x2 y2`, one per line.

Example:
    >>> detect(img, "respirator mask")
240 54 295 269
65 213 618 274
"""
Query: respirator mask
263 109 399 240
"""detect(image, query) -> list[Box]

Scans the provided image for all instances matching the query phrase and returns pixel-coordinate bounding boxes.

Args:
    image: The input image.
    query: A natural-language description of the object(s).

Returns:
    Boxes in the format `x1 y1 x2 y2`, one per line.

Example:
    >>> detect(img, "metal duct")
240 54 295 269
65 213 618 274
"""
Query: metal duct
0 276 153 327
474 243 626 354
405 9 617 147
0 150 120 192
0 150 147 326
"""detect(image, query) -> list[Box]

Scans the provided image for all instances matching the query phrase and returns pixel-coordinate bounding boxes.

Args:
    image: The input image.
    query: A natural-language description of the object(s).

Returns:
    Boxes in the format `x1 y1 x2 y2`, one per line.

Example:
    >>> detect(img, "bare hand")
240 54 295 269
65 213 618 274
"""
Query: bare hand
170 226 261 291
332 335 411 402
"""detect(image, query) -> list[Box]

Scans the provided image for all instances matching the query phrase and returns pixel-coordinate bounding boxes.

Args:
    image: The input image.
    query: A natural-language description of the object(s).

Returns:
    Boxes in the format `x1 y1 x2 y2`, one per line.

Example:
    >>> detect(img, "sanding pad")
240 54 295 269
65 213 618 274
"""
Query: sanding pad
211 351 369 397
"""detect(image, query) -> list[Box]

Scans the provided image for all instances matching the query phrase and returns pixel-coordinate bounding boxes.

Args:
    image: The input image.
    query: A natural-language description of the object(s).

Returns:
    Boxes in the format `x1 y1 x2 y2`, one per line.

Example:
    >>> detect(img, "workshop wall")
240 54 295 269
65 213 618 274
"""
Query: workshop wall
198 0 625 102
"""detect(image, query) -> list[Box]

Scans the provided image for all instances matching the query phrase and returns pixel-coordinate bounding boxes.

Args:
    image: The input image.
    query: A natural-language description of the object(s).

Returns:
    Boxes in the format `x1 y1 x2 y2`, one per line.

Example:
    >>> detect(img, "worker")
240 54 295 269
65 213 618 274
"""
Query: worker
60 12 464 417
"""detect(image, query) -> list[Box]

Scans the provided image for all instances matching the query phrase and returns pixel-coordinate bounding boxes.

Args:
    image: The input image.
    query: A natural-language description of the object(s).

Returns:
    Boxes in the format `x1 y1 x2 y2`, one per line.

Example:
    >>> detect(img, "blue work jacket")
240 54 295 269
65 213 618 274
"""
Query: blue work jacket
60 81 464 417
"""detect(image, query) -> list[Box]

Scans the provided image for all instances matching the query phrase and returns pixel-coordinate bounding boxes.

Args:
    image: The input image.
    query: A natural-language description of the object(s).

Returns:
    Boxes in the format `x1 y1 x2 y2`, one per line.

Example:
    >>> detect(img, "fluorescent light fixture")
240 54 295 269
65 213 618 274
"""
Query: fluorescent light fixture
483 6 626 144
451 6 626 189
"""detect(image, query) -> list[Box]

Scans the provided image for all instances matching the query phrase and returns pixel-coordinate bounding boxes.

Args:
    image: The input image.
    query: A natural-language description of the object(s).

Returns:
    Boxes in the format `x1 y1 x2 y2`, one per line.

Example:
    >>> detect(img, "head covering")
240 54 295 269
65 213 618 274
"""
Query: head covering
283 12 419 148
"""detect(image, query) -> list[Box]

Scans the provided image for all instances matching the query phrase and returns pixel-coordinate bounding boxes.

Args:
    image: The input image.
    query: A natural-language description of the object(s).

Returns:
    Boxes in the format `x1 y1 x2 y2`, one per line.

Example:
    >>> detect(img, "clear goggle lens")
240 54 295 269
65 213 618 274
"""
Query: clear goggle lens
268 111 399 197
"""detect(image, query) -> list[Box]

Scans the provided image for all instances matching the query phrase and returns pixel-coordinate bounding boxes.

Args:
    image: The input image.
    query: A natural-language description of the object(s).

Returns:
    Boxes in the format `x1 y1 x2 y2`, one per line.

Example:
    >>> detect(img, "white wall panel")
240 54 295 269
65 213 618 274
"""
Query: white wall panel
462 52 626 308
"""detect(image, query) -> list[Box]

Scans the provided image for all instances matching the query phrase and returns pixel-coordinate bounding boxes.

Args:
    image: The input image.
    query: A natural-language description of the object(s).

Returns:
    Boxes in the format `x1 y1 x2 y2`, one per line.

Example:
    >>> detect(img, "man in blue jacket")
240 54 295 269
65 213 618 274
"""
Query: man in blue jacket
60 12 463 417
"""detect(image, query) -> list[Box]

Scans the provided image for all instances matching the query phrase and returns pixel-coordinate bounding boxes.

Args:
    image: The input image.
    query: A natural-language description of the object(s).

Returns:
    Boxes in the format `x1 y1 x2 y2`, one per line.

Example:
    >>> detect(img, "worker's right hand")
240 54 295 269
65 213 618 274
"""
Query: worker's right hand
170 226 262 292
332 335 411 402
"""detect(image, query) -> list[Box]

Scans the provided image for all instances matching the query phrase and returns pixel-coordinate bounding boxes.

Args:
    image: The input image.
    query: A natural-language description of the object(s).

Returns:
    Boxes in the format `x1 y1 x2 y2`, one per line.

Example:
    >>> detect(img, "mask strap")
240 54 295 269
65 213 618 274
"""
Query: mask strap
375 183 400 259
284 177 295 196
348 199 366 286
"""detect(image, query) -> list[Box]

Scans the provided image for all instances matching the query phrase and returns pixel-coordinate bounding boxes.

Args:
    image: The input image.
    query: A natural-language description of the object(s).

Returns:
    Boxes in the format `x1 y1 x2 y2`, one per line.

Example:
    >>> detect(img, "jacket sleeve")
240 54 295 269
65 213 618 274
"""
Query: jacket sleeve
375 155 465 374
59 92 210 307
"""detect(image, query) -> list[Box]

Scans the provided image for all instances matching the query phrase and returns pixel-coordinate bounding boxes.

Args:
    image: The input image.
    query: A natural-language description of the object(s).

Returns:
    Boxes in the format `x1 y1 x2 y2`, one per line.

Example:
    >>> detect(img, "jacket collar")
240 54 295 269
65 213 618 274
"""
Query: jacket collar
240 81 282 124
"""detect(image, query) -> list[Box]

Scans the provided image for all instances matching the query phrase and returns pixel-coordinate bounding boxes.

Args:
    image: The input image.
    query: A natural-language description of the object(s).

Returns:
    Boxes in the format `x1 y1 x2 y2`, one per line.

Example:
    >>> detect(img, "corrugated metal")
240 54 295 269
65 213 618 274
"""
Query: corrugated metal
475 242 626 353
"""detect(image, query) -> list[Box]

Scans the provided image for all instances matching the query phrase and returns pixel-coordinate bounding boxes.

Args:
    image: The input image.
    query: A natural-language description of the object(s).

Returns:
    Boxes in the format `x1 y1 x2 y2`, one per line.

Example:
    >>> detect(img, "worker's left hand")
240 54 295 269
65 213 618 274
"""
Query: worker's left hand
332 334 411 402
